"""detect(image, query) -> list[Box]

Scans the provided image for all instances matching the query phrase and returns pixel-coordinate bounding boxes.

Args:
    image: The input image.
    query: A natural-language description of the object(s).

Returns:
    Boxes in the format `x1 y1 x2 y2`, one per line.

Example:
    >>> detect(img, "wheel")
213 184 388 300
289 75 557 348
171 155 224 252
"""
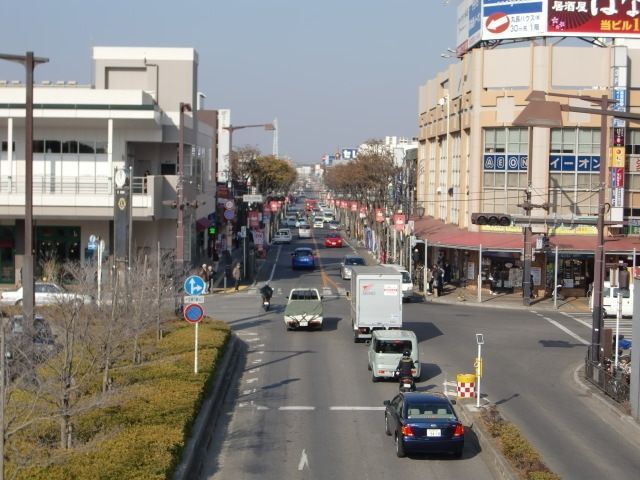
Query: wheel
395 433 405 458
385 414 391 436
371 372 379 383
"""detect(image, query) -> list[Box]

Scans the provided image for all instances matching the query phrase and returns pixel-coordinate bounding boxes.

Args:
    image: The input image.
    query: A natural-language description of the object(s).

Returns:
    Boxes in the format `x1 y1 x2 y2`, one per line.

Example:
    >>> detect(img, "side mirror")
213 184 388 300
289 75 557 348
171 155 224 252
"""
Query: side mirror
383 400 390 406
365 340 371 345
450 399 457 405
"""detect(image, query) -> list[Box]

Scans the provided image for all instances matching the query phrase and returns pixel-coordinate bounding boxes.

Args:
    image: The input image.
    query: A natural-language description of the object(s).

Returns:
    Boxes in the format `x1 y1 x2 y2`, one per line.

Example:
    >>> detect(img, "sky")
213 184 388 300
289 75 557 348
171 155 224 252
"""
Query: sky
2 0 459 165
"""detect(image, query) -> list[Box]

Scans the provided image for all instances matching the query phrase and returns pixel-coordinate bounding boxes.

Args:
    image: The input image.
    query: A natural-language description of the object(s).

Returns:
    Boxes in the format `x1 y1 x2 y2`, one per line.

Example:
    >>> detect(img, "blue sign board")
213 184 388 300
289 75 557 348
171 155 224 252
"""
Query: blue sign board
184 303 204 324
184 275 206 295
549 155 599 172
483 154 527 171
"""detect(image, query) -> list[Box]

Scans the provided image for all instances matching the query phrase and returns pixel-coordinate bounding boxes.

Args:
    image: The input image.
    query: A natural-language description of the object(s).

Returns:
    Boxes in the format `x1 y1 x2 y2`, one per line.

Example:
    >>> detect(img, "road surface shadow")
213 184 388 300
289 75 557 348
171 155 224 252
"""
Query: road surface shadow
494 393 520 405
539 339 585 348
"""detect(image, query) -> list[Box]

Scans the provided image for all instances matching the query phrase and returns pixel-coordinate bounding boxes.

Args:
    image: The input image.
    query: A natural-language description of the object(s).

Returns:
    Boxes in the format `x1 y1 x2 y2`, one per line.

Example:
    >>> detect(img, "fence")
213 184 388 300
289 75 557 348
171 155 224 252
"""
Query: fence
584 357 630 404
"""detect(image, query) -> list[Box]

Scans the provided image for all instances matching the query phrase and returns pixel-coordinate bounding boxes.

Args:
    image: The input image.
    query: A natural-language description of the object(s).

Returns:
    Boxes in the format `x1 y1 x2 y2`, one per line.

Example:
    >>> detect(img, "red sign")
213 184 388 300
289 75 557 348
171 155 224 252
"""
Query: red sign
270 200 279 212
350 202 358 212
375 208 384 223
611 167 625 188
184 304 204 324
486 12 510 34
249 211 260 228
359 206 367 214
393 213 406 232
548 1 640 38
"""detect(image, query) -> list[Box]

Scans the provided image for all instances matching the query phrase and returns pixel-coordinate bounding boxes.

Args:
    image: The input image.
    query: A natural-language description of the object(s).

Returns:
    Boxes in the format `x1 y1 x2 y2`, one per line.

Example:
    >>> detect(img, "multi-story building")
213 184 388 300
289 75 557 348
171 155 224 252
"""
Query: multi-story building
415 43 640 297
0 47 218 286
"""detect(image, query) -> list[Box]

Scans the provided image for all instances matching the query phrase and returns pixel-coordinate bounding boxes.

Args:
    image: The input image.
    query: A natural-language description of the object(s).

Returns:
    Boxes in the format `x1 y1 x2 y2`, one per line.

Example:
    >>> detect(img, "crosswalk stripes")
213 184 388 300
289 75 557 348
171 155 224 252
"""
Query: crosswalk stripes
245 286 348 298
562 312 633 341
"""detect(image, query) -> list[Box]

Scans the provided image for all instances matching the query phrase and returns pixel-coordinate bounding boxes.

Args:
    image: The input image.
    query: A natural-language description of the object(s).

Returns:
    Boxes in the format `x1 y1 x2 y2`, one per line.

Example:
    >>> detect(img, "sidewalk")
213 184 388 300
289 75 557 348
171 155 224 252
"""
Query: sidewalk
346 235 591 314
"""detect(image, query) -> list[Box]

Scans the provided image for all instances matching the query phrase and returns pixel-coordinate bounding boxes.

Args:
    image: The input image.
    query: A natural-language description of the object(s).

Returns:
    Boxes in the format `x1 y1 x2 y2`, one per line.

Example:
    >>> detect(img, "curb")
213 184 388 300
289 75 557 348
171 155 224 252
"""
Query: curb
173 333 242 480
456 402 519 480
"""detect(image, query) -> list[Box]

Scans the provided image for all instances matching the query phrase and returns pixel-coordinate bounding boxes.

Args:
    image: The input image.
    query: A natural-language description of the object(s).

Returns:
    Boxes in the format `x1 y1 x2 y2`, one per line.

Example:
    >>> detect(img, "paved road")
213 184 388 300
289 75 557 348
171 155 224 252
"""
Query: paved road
199 229 494 480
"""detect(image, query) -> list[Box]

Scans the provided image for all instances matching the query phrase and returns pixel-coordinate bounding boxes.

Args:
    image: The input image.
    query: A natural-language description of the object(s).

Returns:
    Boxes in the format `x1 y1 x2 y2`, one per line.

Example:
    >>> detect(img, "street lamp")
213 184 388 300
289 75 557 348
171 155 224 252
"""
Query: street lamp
176 102 192 280
0 52 49 324
513 89 640 361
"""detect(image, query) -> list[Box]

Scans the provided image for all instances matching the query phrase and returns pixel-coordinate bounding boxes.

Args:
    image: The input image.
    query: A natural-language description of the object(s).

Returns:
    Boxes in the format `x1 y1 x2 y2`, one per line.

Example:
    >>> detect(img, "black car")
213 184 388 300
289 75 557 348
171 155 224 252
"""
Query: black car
384 392 464 458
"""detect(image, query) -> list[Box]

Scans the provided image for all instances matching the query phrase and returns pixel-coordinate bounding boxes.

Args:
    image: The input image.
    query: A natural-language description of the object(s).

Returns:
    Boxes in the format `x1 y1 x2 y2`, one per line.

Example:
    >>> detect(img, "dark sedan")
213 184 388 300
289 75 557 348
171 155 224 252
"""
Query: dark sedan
384 392 464 458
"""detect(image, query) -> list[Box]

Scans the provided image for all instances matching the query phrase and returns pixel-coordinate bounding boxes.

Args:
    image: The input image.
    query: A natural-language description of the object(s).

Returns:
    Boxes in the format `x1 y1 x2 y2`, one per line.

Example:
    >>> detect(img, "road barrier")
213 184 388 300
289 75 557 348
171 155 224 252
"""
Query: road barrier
456 373 476 398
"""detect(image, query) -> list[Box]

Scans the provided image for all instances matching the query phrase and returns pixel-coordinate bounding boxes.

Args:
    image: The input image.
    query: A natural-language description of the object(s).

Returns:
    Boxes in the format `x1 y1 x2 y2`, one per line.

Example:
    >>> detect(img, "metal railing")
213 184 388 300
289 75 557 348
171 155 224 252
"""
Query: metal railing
584 357 630 404
0 175 150 195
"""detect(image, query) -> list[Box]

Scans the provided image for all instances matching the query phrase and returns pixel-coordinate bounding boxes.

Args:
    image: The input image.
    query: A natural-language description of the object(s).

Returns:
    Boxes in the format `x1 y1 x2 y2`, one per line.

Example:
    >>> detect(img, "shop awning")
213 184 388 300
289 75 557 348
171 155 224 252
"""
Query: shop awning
411 216 640 254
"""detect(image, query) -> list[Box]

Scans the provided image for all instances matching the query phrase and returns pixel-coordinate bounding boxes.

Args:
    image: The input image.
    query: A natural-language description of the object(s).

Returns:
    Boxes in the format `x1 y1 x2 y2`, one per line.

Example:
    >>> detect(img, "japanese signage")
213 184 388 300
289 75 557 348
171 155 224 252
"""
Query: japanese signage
548 0 640 37
375 208 385 223
483 154 528 171
482 0 546 41
393 213 406 232
350 202 358 212
548 155 600 171
610 146 625 167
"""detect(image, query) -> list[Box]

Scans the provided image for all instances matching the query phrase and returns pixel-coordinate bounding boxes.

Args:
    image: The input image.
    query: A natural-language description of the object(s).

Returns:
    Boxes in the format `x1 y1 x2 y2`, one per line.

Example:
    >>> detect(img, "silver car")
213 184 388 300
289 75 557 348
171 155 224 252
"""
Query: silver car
0 281 93 306
340 255 366 279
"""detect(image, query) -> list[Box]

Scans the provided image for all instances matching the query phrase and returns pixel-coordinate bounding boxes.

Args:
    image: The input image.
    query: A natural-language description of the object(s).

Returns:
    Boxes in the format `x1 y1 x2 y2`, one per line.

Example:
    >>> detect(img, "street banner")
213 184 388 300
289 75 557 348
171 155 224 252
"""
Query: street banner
375 208 384 223
350 202 358 212
393 213 406 232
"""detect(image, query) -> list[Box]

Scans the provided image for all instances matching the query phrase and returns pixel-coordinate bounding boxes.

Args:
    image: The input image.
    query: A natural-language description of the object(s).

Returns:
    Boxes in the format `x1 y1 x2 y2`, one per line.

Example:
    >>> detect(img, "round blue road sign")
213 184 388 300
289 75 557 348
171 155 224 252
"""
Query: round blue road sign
183 303 204 324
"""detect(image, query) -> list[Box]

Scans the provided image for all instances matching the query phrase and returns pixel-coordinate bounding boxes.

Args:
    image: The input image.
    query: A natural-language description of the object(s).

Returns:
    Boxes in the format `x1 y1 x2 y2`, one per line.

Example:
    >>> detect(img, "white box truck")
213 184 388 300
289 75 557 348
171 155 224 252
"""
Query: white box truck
350 266 403 342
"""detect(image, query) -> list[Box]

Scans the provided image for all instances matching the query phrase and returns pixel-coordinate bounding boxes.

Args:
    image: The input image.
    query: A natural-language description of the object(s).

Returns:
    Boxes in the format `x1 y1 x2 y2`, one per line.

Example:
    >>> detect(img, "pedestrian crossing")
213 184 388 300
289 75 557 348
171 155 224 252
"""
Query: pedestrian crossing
562 312 634 343
246 286 348 298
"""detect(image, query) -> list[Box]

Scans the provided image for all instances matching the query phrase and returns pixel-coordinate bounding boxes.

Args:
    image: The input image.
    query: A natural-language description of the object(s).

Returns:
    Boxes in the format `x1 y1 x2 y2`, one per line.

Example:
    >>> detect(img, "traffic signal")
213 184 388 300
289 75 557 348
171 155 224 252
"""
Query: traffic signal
471 213 512 226
208 226 217 236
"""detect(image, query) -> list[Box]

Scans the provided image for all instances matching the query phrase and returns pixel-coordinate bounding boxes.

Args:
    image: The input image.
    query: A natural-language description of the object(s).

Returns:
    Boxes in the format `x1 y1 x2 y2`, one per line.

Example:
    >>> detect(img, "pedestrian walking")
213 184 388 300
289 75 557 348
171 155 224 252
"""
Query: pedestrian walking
207 265 214 293
200 263 208 281
232 262 241 291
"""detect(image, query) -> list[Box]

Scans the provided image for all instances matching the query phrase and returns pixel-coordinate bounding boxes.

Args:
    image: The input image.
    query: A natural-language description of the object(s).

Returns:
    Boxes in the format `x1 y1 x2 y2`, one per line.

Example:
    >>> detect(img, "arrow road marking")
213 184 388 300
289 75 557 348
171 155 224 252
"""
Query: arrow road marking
298 449 309 471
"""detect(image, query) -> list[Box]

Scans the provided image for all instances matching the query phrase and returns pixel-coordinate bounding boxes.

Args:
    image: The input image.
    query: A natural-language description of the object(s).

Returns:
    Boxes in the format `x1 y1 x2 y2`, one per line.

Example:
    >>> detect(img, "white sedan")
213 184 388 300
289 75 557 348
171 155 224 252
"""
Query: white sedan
0 282 93 306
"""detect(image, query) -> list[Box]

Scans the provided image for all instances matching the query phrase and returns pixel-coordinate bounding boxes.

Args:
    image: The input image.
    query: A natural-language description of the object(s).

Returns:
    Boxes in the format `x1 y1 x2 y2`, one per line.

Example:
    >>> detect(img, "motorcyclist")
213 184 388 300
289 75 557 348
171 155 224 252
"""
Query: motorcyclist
396 349 415 379
260 283 273 303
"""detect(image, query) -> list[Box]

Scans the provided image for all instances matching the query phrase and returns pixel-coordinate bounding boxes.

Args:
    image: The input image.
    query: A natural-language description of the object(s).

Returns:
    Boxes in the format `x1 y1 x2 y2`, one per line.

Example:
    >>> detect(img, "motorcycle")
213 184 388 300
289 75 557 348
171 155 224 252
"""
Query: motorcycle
395 370 416 392
262 295 271 311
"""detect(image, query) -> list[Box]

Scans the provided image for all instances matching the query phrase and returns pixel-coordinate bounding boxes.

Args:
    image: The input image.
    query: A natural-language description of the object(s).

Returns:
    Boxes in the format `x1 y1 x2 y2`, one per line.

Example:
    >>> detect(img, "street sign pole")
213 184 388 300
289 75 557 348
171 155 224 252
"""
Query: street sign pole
194 322 199 374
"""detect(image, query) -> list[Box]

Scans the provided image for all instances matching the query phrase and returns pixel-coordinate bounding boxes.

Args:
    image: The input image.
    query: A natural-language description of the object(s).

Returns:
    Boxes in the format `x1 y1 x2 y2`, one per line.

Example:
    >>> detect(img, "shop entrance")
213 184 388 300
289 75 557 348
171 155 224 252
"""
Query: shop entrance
35 226 81 276
0 226 15 284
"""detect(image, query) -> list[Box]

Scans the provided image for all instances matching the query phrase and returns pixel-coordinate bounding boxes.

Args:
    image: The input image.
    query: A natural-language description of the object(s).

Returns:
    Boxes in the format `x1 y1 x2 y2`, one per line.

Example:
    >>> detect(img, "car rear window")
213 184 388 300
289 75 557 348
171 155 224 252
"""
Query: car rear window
405 402 454 419
290 290 319 300
374 340 412 354
294 250 312 257
345 257 365 265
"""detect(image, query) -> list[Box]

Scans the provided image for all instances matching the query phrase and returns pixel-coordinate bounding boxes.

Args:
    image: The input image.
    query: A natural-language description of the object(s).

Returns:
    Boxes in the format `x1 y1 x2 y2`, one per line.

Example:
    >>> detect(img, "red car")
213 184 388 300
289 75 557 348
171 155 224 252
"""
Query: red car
324 232 343 248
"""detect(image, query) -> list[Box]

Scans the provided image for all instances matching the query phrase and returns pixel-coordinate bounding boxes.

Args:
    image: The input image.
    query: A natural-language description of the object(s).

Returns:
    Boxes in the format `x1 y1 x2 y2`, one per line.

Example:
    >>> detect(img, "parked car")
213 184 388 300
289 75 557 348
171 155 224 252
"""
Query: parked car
298 223 312 238
384 392 464 458
340 255 366 279
0 281 93 306
324 232 343 248
292 247 315 269
272 228 292 244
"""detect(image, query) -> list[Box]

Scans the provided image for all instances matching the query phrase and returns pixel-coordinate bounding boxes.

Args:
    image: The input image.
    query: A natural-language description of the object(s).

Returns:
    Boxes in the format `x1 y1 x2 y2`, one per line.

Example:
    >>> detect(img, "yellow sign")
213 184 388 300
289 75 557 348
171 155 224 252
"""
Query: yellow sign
474 357 483 378
548 225 597 235
610 146 625 167
479 225 521 233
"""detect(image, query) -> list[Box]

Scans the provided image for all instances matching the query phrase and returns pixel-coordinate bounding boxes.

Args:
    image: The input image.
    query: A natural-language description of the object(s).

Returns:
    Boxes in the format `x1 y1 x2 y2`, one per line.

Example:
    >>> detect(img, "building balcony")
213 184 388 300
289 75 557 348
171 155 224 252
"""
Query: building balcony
0 174 191 221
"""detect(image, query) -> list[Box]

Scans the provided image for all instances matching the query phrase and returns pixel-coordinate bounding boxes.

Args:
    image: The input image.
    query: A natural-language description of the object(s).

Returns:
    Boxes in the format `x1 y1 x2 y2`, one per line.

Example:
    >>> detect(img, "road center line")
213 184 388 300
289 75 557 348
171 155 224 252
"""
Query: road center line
278 406 316 411
561 312 591 328
542 316 589 345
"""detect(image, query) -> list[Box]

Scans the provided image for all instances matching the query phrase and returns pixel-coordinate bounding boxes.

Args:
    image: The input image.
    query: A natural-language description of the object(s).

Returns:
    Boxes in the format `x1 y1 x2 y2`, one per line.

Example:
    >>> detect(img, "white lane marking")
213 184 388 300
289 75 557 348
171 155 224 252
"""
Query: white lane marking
257 344 265 348
238 332 258 336
268 245 282 282
298 449 310 471
245 378 258 384
562 312 591 328
542 316 589 345
329 406 386 411
242 389 257 395
278 406 316 411
246 338 260 342
248 369 259 374
252 359 263 364
257 405 269 411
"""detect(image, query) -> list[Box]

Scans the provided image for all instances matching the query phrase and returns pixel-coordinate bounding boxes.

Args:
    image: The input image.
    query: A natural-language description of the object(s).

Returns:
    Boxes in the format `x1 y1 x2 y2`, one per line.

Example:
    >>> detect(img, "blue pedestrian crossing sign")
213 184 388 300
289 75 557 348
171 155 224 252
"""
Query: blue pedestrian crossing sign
184 275 206 295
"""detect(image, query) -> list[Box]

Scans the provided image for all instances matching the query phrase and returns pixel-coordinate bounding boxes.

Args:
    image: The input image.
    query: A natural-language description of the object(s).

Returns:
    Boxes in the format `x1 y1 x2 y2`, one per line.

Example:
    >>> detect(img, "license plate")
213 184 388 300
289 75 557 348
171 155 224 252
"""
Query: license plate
426 429 441 437
299 322 308 326
403 383 412 388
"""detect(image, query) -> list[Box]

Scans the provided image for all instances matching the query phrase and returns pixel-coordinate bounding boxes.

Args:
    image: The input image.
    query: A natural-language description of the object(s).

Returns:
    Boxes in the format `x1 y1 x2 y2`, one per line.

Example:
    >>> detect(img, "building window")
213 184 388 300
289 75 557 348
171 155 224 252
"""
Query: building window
548 128 600 217
482 127 528 214
624 129 640 233
1 141 15 152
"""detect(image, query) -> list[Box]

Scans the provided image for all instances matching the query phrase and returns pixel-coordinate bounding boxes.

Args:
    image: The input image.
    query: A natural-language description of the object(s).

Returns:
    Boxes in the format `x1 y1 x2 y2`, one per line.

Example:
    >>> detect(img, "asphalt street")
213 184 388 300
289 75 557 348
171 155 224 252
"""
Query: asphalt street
198 229 494 480
198 228 640 479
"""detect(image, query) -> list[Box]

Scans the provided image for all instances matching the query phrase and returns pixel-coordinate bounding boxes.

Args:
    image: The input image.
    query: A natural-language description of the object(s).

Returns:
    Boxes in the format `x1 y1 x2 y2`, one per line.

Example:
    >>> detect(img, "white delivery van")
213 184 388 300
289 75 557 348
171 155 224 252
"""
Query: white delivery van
590 281 634 317
350 266 403 342
381 264 414 302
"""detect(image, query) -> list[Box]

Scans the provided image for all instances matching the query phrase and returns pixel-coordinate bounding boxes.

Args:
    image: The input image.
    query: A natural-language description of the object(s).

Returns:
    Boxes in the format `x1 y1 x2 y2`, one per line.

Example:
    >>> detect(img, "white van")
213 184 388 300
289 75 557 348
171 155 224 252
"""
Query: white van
590 281 634 317
381 264 414 302
368 329 420 381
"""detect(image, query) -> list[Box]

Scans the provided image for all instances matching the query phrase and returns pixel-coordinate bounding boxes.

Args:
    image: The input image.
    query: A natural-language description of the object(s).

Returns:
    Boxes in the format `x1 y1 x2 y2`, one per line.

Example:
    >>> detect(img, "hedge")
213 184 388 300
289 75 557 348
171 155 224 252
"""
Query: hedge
7 318 230 480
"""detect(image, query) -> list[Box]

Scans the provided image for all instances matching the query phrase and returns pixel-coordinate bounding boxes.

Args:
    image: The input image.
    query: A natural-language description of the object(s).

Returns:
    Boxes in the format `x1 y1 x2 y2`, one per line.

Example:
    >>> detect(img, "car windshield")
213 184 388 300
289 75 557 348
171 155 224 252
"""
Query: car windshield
327 233 339 238
345 257 365 265
401 272 411 283
295 250 313 257
374 340 412 354
405 402 455 420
